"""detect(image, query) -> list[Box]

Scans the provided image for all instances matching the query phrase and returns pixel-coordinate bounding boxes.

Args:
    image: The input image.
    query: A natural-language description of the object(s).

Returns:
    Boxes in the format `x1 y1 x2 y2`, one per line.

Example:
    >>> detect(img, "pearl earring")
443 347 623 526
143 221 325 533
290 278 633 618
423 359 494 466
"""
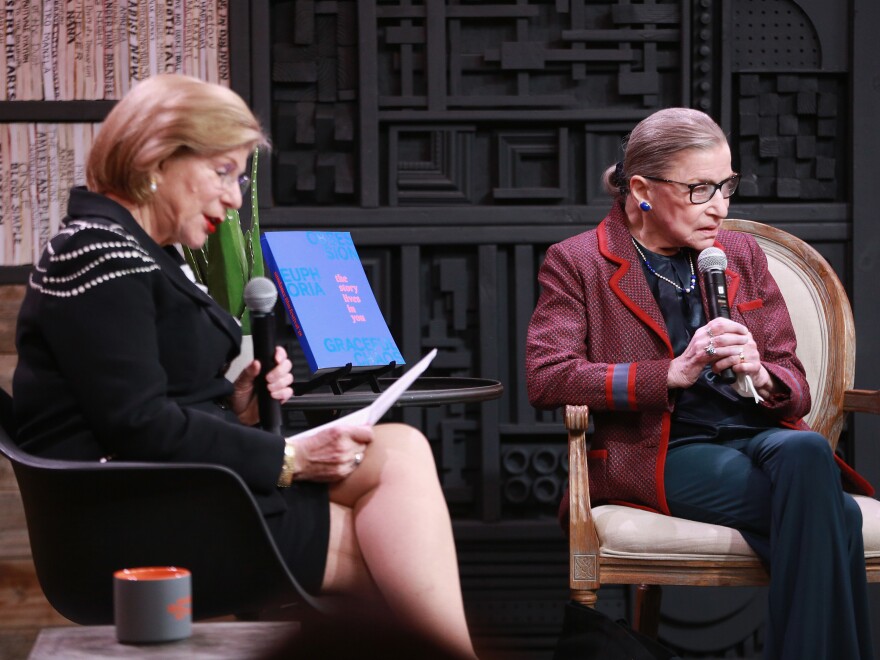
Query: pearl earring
639 201 652 212
149 179 158 193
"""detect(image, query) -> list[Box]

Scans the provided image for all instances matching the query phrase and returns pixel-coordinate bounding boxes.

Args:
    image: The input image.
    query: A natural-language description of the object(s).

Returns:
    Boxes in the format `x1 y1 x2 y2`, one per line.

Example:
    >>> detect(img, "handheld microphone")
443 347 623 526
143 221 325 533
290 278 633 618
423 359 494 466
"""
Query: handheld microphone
697 247 736 384
243 277 283 434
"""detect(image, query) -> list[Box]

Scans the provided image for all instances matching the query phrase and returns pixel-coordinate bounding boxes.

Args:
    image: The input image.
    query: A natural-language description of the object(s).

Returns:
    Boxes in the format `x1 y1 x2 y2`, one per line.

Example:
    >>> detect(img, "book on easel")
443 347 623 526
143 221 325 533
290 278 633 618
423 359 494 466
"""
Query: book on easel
261 231 406 374
292 348 436 438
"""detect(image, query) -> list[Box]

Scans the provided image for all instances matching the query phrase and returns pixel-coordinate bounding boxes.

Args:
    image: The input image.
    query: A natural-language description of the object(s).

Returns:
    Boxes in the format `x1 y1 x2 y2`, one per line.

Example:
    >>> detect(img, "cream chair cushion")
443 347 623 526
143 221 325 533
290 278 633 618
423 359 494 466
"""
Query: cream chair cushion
594 495 880 561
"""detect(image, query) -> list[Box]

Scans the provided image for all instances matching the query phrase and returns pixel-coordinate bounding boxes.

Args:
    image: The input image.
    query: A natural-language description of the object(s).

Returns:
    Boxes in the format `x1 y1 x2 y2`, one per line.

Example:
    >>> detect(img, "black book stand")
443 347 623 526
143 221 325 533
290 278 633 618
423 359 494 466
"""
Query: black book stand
292 361 398 397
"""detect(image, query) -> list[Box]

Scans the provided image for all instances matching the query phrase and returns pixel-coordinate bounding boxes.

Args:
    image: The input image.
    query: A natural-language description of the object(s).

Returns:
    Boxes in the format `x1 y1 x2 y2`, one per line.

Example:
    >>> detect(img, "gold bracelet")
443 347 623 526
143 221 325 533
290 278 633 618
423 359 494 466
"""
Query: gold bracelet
277 442 296 488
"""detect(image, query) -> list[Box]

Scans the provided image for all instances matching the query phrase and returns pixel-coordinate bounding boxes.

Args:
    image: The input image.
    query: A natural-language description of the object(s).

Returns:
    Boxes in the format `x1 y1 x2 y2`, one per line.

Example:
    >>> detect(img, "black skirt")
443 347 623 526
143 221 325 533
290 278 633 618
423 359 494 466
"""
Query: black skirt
263 480 331 596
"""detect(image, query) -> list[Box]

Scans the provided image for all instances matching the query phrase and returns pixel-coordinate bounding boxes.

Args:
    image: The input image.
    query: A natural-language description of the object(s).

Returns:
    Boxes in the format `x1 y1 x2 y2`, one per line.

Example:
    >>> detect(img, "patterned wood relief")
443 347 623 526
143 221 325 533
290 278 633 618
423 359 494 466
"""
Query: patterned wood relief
271 2 358 204
501 442 568 517
376 1 683 111
389 126 476 205
574 554 598 582
732 0 821 70
263 1 858 657
736 73 843 201
691 0 720 114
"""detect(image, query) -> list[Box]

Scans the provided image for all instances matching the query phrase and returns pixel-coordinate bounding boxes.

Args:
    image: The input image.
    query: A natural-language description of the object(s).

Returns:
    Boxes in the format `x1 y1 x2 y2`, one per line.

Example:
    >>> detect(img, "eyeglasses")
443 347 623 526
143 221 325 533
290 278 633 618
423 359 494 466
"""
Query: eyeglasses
643 173 740 204
214 163 252 196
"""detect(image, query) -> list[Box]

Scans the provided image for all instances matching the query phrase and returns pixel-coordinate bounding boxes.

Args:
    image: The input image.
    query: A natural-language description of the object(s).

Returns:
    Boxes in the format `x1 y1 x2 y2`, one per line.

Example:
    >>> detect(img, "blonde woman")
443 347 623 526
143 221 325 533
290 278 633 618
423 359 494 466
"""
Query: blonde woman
14 74 475 658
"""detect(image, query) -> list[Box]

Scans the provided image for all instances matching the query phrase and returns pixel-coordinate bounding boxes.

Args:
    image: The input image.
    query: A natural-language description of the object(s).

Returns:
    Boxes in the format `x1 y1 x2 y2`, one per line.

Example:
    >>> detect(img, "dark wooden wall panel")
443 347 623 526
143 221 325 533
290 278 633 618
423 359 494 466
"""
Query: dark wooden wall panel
242 1 877 657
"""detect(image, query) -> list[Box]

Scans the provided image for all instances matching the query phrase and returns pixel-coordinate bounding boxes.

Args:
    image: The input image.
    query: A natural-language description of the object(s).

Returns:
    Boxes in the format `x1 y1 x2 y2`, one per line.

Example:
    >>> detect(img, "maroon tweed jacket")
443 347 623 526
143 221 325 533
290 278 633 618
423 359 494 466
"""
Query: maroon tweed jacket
526 204 874 518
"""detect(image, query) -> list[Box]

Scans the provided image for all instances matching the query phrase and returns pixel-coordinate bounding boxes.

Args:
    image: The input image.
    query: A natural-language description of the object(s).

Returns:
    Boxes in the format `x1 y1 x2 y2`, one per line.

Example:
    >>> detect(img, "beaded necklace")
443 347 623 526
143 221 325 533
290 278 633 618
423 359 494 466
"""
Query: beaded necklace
631 237 696 294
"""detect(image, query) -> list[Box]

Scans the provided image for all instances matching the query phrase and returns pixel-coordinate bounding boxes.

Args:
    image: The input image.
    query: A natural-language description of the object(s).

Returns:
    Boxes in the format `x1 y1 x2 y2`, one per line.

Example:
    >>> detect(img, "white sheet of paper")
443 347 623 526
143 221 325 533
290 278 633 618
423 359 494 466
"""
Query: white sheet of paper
290 348 438 440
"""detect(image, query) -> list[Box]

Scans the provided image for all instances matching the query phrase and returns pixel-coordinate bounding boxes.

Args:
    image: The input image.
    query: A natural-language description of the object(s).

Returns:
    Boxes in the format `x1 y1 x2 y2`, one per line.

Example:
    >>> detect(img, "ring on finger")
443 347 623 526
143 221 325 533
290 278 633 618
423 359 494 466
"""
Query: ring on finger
707 328 714 339
739 350 746 364
353 451 364 467
704 341 716 356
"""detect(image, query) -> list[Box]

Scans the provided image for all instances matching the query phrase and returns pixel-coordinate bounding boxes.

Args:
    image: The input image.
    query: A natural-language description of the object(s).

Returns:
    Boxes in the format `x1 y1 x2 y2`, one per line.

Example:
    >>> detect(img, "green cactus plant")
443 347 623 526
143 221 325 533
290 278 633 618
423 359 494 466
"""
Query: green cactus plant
183 148 264 335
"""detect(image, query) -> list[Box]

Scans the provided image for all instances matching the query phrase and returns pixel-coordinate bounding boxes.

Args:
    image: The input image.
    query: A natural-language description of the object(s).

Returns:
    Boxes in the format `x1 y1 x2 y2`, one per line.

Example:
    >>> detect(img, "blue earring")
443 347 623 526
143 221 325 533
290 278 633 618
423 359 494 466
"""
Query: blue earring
639 201 652 212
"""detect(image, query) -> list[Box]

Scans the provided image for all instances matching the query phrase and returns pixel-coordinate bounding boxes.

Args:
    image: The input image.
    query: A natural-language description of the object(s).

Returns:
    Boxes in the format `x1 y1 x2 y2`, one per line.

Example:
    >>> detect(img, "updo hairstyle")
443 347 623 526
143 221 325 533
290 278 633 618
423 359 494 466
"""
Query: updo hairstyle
602 108 727 199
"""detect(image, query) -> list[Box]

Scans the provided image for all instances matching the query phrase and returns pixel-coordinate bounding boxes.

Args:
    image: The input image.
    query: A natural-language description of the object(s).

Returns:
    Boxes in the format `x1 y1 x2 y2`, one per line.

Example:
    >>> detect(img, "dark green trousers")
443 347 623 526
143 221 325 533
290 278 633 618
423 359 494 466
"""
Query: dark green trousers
665 429 873 660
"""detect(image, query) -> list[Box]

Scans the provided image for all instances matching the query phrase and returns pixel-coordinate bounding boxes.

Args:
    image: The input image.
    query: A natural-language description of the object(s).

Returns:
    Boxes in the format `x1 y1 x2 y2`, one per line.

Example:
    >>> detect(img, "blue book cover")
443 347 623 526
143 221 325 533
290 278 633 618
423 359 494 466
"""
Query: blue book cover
261 231 405 372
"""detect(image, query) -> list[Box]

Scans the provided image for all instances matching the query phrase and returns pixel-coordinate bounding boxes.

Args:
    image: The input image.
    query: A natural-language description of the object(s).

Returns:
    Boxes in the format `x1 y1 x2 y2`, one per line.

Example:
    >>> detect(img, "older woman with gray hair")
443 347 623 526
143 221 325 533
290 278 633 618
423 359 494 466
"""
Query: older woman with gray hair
527 107 874 659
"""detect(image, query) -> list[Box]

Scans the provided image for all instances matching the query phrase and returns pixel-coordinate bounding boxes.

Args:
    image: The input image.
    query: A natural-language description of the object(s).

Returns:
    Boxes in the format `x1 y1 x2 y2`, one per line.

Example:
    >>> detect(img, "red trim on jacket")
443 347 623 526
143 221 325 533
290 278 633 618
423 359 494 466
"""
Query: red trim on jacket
737 298 764 312
655 413 672 515
599 221 674 357
627 363 638 410
835 454 876 497
605 366 615 410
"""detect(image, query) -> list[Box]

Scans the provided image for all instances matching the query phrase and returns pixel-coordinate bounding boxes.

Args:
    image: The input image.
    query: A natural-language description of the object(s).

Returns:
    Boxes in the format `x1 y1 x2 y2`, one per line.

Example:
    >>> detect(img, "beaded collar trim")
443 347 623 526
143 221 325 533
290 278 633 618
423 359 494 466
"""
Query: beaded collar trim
631 237 696 294
29 221 160 298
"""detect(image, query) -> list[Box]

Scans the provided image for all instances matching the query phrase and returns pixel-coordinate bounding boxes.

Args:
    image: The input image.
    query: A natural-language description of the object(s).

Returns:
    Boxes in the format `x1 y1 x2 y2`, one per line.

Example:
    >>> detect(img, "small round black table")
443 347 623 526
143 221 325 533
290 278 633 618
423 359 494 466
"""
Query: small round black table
283 376 503 425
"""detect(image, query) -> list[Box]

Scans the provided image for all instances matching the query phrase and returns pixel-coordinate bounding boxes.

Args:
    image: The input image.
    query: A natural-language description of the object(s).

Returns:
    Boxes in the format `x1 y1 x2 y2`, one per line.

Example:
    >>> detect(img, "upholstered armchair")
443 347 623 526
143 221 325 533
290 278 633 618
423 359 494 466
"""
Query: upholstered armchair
565 219 880 636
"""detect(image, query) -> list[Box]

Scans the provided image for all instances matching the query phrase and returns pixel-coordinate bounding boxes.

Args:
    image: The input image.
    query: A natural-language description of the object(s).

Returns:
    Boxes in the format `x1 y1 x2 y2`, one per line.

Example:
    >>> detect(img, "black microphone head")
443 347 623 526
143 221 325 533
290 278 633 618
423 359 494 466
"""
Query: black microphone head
243 277 278 314
697 247 728 274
